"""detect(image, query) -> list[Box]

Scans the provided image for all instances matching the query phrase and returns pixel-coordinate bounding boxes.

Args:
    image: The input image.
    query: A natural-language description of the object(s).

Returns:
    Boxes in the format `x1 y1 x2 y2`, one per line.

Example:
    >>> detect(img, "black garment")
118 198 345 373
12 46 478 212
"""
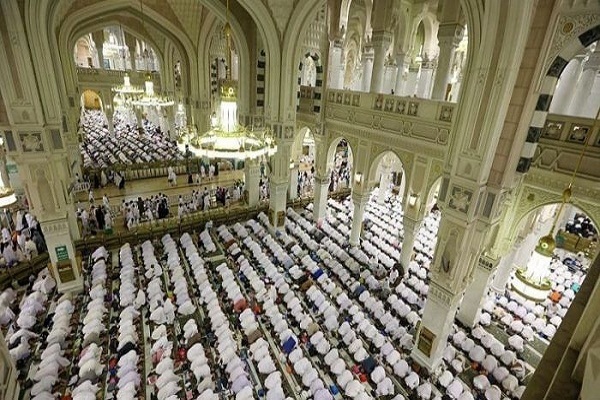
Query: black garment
137 198 145 215
95 207 105 230
117 341 136 358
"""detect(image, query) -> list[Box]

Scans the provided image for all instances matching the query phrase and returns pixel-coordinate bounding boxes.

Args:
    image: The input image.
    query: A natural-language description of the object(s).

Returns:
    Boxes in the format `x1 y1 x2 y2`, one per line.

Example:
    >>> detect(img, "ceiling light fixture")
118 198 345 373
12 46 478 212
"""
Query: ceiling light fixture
178 0 276 160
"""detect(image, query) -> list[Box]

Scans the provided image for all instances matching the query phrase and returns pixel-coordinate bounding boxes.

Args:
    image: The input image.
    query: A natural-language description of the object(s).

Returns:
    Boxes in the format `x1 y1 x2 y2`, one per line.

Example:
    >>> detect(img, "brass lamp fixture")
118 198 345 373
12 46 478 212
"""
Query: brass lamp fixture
512 104 599 302
178 0 276 160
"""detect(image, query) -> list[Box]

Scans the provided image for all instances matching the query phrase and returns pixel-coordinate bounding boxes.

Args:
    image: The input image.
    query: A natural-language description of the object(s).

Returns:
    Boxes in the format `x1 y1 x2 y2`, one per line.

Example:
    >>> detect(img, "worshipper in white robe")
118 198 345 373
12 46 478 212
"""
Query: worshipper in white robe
100 170 108 187
168 166 177 186
88 189 95 204
24 237 38 260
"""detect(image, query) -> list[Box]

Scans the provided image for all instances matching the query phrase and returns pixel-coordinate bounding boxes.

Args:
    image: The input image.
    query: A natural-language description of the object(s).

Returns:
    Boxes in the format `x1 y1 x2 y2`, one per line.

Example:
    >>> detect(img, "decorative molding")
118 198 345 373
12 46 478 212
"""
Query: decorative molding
512 170 600 232
543 13 600 77
18 132 43 152
447 185 473 214
428 281 457 305
325 119 446 160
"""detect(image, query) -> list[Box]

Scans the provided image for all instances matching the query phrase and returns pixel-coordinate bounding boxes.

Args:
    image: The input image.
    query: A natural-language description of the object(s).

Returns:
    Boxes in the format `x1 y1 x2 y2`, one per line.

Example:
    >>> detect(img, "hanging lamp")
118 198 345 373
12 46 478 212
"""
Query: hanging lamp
511 104 599 302
178 0 276 160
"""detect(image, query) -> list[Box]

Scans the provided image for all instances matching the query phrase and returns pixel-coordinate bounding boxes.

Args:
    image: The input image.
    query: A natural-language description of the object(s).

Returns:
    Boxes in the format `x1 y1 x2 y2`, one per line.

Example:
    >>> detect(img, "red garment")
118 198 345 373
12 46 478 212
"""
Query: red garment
178 347 187 361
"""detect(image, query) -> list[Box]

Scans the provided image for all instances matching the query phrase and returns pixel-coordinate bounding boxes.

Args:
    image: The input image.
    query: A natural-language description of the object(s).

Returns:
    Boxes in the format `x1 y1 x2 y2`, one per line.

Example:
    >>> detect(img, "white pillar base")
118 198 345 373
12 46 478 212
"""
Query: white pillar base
412 282 461 371
313 175 329 224
457 259 496 328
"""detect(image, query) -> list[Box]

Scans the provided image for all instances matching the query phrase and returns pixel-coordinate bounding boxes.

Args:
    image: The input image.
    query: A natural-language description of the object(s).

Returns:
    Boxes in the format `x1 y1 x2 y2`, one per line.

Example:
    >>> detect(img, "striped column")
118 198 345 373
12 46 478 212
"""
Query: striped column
210 59 218 98
313 54 323 114
256 50 266 112
516 25 599 173
297 61 303 111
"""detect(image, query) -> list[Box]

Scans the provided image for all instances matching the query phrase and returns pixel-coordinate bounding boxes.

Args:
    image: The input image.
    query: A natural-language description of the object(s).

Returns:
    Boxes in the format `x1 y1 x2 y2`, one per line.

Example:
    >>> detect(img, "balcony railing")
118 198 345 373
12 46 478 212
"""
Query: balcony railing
297 88 455 146
75 67 161 89
533 113 600 181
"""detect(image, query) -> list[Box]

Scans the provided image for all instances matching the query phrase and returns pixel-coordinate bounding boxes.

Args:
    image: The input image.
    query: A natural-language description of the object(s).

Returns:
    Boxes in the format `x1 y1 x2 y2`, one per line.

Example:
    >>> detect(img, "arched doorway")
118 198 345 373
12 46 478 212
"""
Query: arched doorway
81 90 103 110
367 150 406 205
290 127 316 198
326 137 354 193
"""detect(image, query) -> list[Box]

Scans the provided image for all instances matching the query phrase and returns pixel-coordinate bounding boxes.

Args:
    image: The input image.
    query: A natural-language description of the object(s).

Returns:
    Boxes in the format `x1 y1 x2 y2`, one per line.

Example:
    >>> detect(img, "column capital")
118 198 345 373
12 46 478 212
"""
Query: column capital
351 189 370 205
478 254 499 272
371 30 393 47
437 23 465 47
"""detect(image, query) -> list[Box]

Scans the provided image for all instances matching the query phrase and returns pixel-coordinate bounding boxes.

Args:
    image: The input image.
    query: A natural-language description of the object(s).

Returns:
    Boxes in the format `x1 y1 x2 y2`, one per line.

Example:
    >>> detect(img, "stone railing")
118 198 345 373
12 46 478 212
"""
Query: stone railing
298 86 316 114
73 189 352 254
313 89 455 149
0 253 50 290
75 67 161 90
533 113 600 181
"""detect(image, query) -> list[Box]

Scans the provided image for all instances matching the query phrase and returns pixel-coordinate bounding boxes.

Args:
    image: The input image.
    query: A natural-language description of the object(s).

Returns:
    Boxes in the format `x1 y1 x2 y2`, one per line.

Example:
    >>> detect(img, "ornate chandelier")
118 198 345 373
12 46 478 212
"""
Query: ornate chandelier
130 75 174 108
178 1 276 160
112 74 144 96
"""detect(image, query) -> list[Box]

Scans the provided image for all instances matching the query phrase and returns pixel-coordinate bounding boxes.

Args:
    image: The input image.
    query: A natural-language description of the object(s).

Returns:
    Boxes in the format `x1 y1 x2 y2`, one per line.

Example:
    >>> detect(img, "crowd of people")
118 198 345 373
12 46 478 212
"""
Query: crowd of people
0 187 591 399
564 213 597 239
78 180 249 235
79 109 182 170
329 143 352 193
0 210 46 268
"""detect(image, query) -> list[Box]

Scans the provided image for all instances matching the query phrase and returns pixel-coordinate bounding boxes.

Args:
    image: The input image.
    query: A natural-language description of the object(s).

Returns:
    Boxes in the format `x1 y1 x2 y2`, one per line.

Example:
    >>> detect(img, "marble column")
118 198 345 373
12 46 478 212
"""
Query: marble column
431 24 464 101
569 46 600 117
0 146 10 189
400 215 421 272
457 256 497 327
416 58 436 99
405 64 421 97
384 64 398 94
491 248 518 293
166 107 176 140
92 31 104 69
41 214 84 293
16 155 83 293
377 163 391 204
361 47 374 92
412 282 462 371
124 32 137 71
394 53 408 96
312 174 329 224
105 105 114 134
289 165 299 200
0 331 19 400
549 57 582 114
329 40 345 89
370 31 392 94
244 158 260 207
269 180 288 228
349 191 370 246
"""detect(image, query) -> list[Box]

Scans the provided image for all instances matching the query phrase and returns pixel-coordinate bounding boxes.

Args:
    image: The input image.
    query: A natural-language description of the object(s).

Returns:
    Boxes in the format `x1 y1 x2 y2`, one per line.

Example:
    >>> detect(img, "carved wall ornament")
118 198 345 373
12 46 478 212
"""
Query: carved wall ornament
352 94 360 107
543 120 563 140
19 132 43 152
384 99 394 112
371 115 382 129
408 102 419 116
567 125 590 144
396 101 406 114
544 14 600 75
448 185 473 213
374 95 384 111
439 106 453 122
437 129 450 144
